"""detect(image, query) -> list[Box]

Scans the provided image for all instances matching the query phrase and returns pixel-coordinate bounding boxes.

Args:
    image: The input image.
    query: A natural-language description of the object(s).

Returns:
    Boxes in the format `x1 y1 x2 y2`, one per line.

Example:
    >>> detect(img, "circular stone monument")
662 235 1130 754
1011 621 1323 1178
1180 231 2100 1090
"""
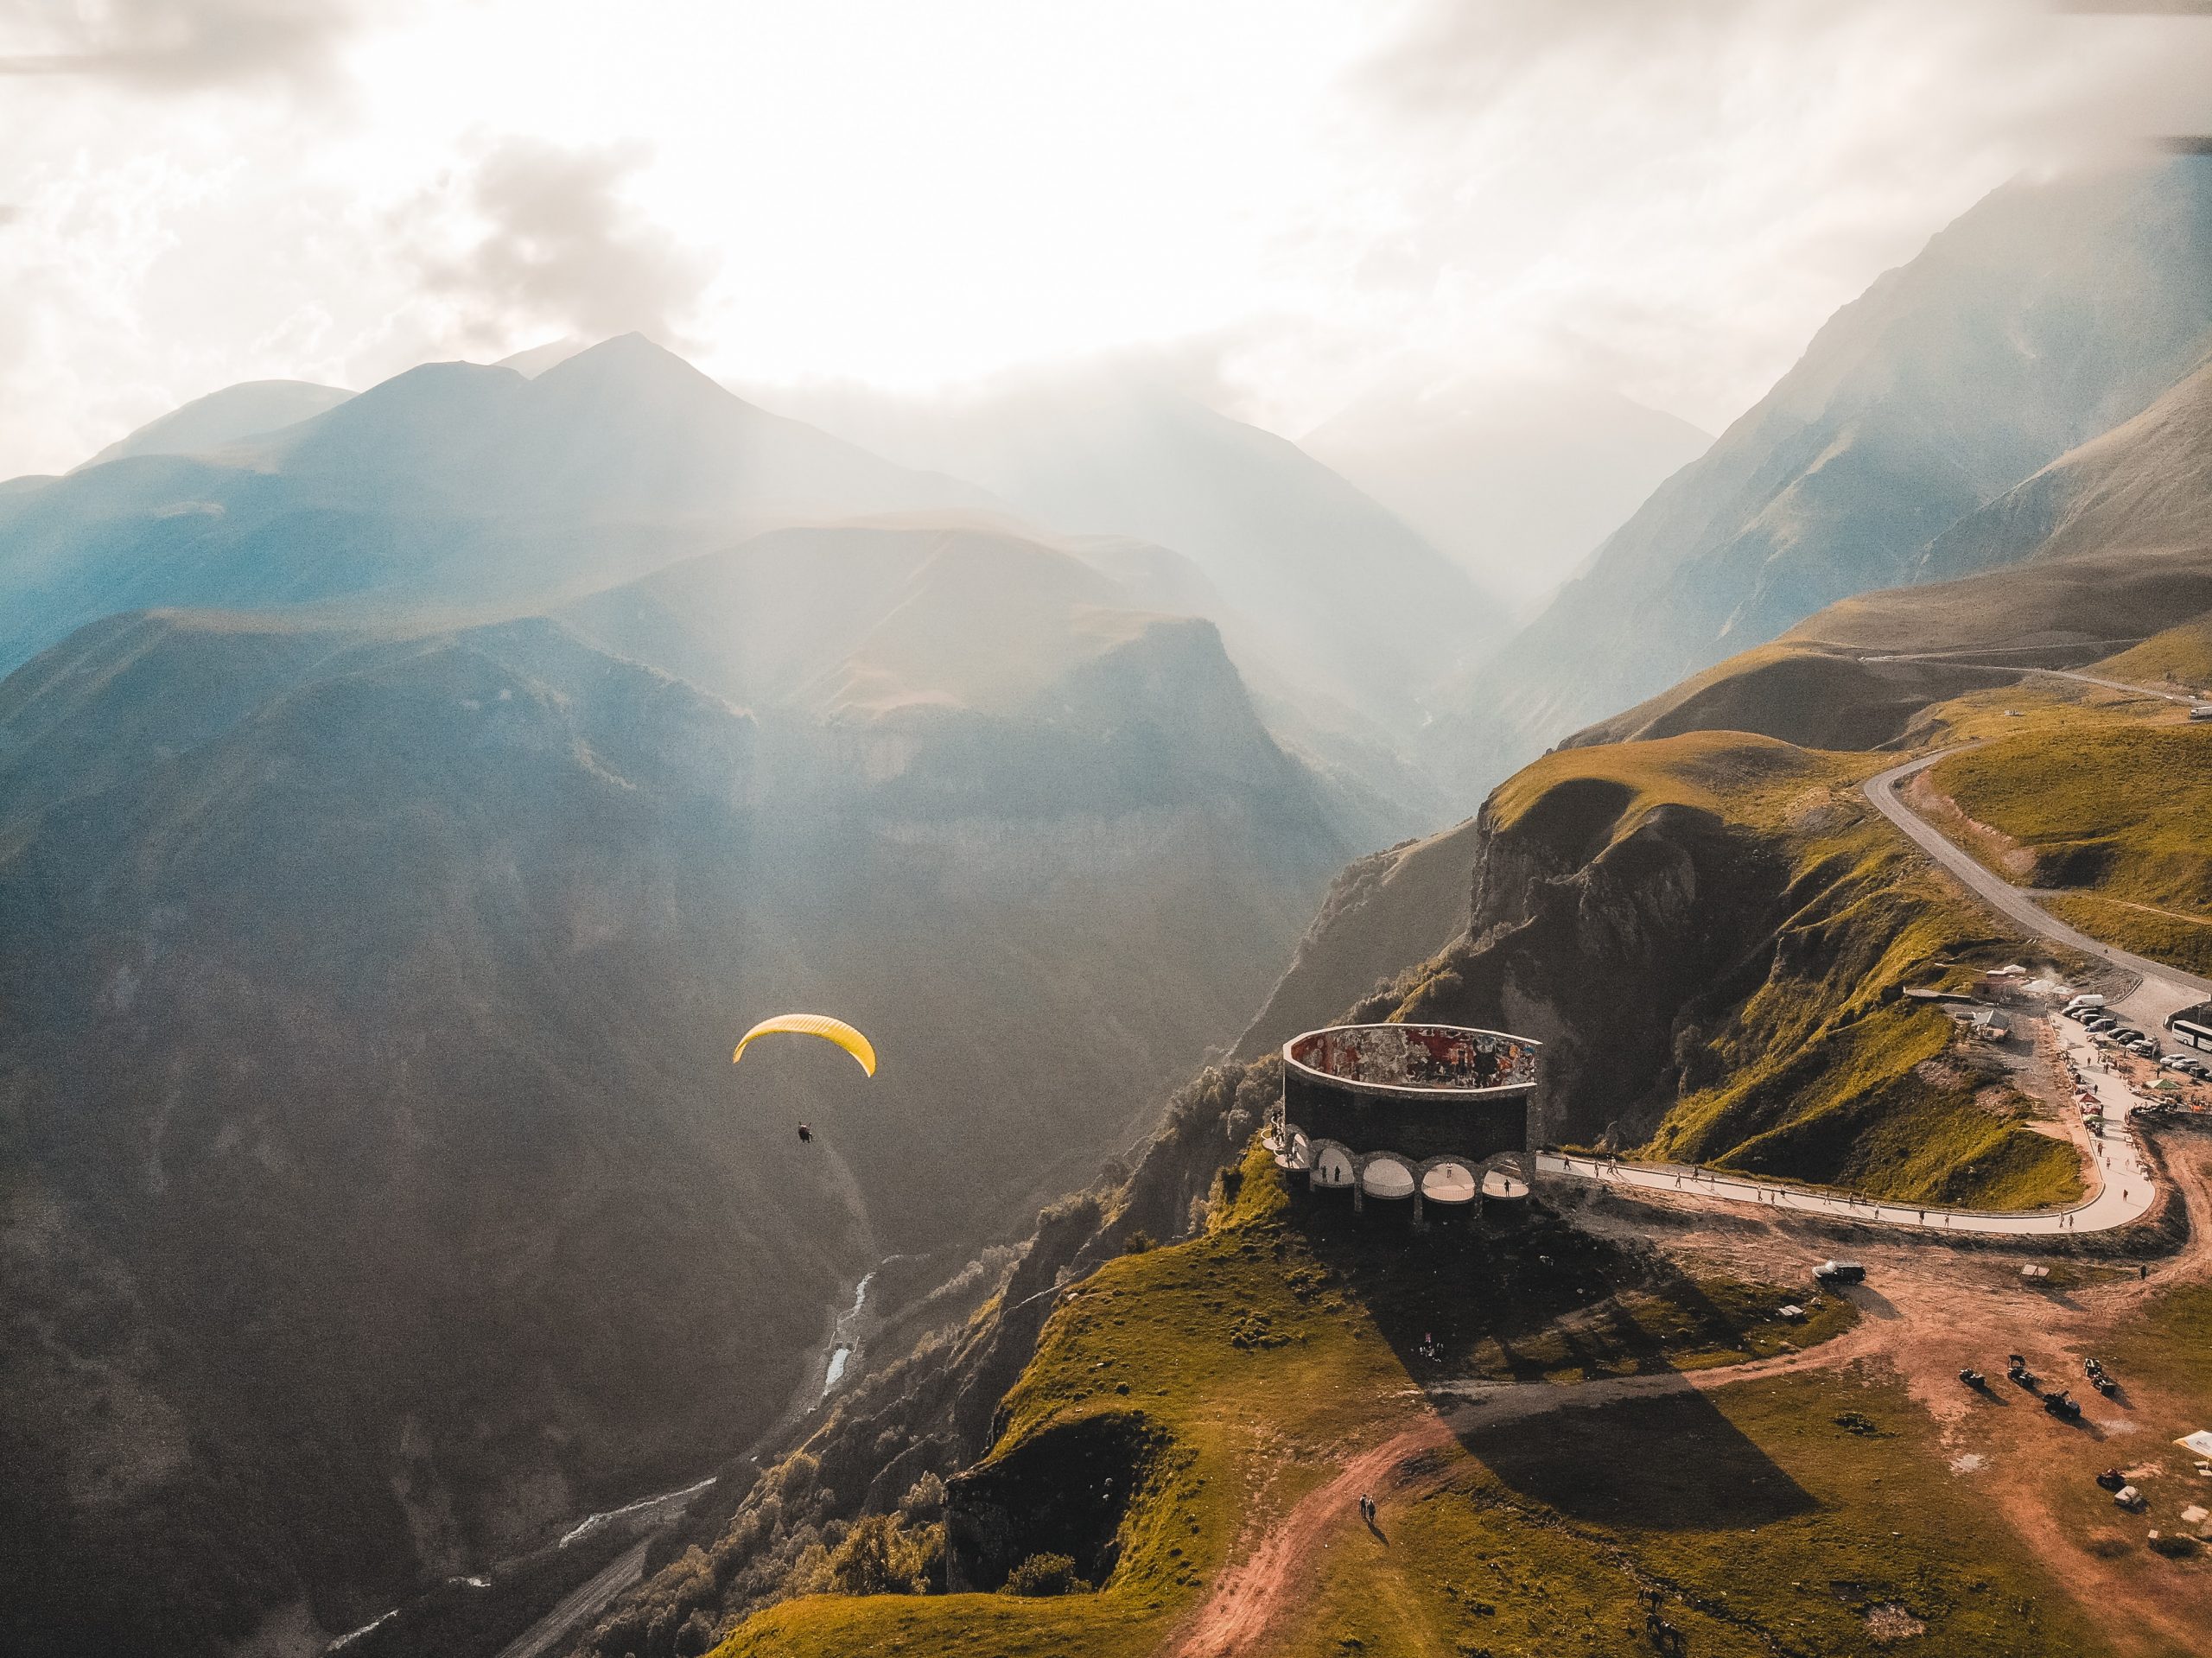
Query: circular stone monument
1264 1022 1541 1219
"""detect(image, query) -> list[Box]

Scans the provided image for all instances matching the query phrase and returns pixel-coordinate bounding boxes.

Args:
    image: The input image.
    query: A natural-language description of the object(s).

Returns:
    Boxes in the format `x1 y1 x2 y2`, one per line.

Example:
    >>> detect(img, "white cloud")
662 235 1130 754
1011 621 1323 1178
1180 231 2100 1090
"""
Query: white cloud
0 0 368 94
2 0 2209 479
1240 0 2212 436
402 137 716 354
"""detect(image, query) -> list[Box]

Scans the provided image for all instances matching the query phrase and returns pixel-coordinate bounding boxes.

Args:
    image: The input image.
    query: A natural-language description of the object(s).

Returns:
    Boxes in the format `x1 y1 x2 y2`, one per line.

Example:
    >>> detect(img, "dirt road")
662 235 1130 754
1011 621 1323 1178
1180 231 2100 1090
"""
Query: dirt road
1166 1138 2212 1658
1168 1420 1455 1658
1168 1320 1892 1658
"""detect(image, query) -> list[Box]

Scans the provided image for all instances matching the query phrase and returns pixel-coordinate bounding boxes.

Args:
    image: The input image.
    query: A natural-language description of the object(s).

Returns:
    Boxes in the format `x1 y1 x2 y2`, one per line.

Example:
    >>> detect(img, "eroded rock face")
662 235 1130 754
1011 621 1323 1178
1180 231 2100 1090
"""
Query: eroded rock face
1383 795 1791 1149
943 1410 1163 1593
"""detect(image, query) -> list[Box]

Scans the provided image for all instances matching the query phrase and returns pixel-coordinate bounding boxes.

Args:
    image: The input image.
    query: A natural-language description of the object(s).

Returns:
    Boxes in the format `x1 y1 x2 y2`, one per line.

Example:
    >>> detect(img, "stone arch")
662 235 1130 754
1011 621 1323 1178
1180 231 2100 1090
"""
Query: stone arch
1357 1153 1415 1200
1309 1140 1356 1189
1417 1157 1479 1205
1479 1147 1534 1200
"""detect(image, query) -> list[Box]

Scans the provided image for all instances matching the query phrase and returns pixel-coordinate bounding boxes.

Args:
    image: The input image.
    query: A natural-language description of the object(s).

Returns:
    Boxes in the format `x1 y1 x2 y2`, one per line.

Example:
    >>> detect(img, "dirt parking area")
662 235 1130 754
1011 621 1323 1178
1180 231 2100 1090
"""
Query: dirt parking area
1567 1134 2212 1657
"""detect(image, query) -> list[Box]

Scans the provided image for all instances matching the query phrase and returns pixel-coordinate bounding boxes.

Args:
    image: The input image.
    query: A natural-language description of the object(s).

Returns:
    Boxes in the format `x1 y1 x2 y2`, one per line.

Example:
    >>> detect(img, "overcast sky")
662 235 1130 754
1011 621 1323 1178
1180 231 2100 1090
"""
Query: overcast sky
3 0 2209 478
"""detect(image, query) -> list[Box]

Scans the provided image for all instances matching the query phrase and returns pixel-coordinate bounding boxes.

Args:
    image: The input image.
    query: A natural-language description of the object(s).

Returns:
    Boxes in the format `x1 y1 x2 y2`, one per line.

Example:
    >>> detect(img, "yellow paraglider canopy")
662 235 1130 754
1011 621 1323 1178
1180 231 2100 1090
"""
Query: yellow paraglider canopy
732 1013 878 1077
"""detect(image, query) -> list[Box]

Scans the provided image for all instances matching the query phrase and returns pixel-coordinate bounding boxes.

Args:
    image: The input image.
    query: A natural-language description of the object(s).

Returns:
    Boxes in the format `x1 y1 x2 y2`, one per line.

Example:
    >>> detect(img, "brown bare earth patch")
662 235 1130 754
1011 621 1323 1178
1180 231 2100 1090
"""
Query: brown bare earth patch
1865 1600 1928 1640
1173 1146 2212 1658
1904 767 2037 880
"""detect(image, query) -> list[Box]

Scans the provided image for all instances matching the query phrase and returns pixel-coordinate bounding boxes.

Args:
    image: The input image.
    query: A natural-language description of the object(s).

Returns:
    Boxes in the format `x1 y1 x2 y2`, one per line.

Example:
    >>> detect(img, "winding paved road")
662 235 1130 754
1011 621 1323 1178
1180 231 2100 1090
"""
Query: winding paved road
1543 735 2212 1236
1864 750 2212 1026
1856 649 2200 708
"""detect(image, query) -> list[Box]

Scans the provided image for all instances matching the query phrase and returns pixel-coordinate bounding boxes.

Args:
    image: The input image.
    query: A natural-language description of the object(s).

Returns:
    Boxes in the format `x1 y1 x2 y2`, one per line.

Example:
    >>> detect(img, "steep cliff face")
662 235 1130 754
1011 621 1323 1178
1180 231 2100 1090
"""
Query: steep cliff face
1379 777 1793 1148
1310 734 2077 1211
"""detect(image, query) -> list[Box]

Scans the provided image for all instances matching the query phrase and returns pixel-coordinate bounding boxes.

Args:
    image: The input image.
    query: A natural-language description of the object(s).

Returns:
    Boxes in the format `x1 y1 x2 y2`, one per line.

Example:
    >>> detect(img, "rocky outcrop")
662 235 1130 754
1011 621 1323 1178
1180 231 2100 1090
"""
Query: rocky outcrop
1383 792 1791 1148
942 1411 1161 1592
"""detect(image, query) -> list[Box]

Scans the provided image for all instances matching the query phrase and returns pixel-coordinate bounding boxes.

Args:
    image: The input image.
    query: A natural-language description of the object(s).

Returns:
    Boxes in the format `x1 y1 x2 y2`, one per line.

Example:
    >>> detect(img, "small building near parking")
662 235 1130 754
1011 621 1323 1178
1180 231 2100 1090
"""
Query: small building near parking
1949 1005 2012 1042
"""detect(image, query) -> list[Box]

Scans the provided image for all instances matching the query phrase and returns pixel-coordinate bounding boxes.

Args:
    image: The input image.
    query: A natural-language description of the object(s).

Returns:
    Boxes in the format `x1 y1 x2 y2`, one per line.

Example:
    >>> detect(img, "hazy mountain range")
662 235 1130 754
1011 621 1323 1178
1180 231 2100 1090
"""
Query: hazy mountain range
7 151 2212 1658
754 368 1503 755
76 379 357 470
0 342 1383 1653
1435 154 2212 794
1300 374 1713 614
0 569 1347 1654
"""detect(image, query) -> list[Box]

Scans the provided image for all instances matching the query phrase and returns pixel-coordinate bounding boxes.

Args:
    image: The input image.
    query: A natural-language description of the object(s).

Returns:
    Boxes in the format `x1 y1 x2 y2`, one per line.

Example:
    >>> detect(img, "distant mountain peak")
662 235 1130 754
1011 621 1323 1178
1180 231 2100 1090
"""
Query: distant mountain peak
493 336 590 378
530 332 764 421
79 378 354 472
1434 154 2212 797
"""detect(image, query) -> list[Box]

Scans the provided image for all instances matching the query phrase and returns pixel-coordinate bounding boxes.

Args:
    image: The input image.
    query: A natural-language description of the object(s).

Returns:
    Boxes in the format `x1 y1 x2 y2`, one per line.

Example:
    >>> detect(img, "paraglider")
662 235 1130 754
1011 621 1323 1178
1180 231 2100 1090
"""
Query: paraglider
732 1016 876 1146
731 1014 877 1077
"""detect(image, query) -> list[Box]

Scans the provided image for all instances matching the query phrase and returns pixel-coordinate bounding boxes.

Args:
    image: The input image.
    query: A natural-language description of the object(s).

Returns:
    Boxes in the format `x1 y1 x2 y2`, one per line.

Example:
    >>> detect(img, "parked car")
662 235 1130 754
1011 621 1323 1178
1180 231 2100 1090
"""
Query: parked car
1814 1260 1867 1285
2132 1039 2161 1058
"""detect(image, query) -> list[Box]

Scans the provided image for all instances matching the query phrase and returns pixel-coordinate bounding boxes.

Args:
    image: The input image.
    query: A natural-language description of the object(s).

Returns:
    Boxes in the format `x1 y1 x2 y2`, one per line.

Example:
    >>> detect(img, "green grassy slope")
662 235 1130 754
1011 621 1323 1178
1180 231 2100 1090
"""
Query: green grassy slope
1382 733 2086 1209
708 1149 2097 1658
1560 530 2212 760
1927 716 2212 976
2096 614 2212 690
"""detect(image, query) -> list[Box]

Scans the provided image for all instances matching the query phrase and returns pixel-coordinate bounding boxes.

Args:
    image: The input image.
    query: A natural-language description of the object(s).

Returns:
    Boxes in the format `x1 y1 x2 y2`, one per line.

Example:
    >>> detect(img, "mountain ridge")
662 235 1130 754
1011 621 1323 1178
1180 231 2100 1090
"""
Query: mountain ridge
1433 155 2212 796
79 378 355 471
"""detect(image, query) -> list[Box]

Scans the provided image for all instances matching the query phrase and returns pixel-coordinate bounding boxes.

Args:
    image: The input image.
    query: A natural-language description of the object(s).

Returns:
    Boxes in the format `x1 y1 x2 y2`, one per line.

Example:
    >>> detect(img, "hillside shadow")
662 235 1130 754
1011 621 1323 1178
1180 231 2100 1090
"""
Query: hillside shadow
1291 1192 1630 1378
1455 1384 1817 1529
1843 1285 1900 1320
1287 1191 1817 1528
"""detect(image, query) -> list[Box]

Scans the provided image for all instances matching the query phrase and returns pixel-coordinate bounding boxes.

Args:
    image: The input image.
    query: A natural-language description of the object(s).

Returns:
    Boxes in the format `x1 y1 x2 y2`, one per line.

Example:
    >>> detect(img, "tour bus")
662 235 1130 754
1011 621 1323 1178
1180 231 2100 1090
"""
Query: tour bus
2168 1003 2212 1054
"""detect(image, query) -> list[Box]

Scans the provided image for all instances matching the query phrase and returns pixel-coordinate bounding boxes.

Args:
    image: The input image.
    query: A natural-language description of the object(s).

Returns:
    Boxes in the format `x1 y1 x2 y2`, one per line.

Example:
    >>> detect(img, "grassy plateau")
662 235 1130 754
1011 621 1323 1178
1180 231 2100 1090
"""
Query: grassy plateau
710 1146 2103 1658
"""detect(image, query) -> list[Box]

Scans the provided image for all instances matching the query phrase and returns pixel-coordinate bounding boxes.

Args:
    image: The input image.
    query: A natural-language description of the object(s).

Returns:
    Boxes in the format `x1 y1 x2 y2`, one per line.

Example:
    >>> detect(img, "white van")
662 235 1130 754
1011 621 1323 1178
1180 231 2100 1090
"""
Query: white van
2065 994 2107 1013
